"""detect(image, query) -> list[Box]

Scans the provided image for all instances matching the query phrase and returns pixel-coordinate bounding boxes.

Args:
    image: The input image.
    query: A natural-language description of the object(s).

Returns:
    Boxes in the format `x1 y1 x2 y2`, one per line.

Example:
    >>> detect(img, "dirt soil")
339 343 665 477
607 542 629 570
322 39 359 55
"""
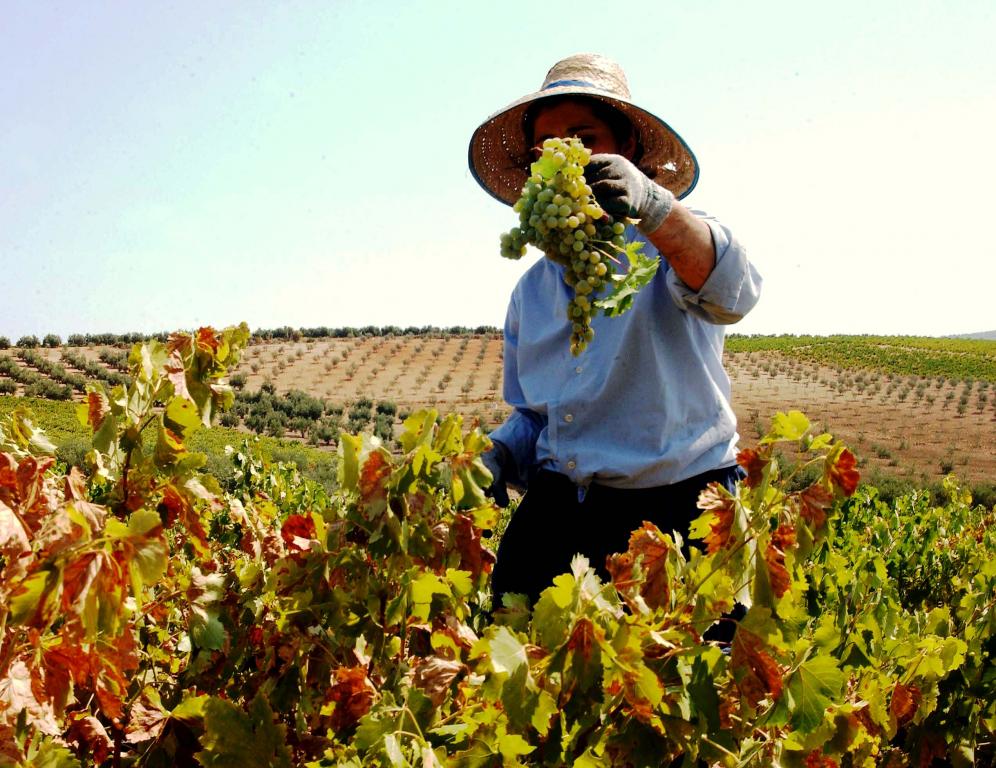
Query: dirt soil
6 339 994 487
228 337 994 487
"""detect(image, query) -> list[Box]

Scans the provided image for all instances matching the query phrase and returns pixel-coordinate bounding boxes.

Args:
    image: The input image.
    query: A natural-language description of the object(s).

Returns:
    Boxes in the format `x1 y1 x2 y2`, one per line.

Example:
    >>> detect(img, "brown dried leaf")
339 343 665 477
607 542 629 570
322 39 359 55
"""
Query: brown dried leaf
731 630 785 708
890 682 921 726
162 483 210 556
796 483 833 530
413 656 466 706
327 666 376 732
764 525 796 599
0 454 59 536
125 689 170 743
0 659 61 735
452 512 495 580
629 522 672 609
736 447 767 488
84 390 109 431
804 751 839 768
827 447 860 497
358 451 391 507
68 714 112 764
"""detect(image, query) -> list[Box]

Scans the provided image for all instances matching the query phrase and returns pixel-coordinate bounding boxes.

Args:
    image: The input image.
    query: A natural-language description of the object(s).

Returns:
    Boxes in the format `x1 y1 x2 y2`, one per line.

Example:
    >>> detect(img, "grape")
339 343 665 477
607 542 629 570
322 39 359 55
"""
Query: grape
498 136 635 355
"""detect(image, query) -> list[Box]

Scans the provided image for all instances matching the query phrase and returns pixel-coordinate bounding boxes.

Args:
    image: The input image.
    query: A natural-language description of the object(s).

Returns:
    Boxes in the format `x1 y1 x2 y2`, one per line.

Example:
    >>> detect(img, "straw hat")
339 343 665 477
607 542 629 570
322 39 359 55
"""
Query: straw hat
469 53 699 206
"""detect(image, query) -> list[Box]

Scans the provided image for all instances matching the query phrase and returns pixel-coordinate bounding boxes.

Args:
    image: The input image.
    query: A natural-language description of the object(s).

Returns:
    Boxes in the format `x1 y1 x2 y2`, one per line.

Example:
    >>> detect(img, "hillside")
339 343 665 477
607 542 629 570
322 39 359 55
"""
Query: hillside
952 329 996 341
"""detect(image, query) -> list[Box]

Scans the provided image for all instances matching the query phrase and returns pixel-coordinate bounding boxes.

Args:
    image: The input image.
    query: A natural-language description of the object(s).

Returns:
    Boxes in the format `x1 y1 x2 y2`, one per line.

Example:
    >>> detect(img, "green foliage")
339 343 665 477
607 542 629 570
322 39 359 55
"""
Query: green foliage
16 334 40 348
0 332 994 767
727 333 996 382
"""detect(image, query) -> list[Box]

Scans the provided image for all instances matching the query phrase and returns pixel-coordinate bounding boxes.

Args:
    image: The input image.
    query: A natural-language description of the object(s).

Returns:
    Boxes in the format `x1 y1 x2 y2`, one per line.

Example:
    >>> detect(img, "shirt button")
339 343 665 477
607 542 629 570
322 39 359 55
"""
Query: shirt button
566 460 577 470
575 366 583 374
564 413 574 423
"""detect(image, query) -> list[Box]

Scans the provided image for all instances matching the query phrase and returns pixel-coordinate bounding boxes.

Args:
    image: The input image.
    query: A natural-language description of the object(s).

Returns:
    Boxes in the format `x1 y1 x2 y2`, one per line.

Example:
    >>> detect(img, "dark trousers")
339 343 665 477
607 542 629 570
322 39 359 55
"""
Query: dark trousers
492 464 744 609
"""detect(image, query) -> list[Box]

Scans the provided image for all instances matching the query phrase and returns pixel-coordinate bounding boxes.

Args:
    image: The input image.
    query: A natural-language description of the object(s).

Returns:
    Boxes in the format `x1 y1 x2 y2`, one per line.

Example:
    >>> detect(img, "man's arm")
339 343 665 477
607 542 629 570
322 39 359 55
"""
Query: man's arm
644 202 715 291
586 153 761 322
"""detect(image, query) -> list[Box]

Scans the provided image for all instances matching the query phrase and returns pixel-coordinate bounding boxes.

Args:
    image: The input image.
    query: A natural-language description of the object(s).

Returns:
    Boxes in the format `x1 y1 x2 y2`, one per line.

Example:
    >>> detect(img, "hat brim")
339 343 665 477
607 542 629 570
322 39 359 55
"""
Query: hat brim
469 84 700 206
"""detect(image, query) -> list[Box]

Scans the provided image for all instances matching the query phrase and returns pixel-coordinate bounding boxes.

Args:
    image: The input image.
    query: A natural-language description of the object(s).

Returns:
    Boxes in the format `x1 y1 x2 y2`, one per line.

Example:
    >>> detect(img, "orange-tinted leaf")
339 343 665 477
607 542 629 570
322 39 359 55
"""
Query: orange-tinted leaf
61 551 103 614
125 689 170 744
166 330 191 355
195 326 221 354
628 522 672 609
162 483 210 557
890 682 921 726
804 751 839 768
84 390 109 431
764 525 796 599
827 447 860 496
39 641 81 716
850 705 881 737
0 723 21 763
731 630 785 708
698 483 736 554
280 513 316 553
917 732 947 768
327 666 376 732
567 617 597 660
0 453 17 497
0 454 58 536
736 447 767 488
358 451 391 507
451 512 495 580
796 483 833 530
93 631 140 722
43 638 90 690
606 551 636 591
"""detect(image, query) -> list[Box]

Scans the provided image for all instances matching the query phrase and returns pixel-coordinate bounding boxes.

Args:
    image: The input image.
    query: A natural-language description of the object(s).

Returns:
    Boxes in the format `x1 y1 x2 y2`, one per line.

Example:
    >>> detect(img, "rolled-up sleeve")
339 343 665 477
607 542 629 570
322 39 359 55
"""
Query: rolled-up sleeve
666 211 762 324
488 290 544 487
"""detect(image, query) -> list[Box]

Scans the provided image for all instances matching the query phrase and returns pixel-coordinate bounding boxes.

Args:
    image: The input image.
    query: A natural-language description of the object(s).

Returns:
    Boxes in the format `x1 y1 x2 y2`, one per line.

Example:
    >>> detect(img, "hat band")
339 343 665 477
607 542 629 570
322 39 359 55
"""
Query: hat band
542 78 597 90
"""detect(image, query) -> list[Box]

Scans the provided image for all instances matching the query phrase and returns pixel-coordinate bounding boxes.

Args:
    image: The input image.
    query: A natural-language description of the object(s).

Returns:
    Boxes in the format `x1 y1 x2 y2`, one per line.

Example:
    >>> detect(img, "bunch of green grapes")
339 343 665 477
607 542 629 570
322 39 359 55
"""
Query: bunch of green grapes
500 137 627 355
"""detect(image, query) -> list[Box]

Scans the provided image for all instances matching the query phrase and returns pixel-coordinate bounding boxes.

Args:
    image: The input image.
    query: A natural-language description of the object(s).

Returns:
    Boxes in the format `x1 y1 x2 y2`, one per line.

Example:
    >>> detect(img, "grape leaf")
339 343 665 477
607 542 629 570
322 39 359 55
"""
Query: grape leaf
22 739 81 768
411 572 451 622
197 693 291 767
191 609 226 651
786 655 844 732
497 729 535 761
488 626 528 676
760 411 810 444
594 249 660 318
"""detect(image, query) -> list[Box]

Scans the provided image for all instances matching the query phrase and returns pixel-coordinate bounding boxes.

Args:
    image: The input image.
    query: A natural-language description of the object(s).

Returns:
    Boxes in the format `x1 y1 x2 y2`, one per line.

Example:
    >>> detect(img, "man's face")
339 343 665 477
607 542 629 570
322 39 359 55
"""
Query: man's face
531 99 632 157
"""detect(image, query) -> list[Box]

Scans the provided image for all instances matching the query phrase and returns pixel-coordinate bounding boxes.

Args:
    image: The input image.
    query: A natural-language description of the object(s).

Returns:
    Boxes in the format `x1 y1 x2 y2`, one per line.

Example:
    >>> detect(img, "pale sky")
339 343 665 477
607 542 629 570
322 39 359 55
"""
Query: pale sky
2 0 994 340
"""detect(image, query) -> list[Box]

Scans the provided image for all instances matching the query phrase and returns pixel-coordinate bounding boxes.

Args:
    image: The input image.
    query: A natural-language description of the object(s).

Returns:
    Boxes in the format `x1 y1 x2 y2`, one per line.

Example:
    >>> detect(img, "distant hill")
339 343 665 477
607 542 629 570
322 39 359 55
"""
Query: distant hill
949 330 996 341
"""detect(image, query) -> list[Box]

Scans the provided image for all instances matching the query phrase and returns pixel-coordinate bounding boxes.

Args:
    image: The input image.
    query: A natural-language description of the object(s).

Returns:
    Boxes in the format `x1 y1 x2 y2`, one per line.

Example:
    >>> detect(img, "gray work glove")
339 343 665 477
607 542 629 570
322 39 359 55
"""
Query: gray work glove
481 442 511 508
586 154 675 234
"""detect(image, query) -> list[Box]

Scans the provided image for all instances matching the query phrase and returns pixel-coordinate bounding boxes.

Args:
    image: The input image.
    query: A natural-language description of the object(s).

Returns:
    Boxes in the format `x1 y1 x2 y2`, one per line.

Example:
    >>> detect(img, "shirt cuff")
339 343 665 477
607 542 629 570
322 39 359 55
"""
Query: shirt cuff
666 218 760 324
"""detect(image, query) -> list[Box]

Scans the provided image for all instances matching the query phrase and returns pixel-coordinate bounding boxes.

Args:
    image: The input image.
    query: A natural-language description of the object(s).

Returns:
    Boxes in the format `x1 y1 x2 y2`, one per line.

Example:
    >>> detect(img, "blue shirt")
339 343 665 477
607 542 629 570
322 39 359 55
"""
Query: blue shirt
489 211 762 490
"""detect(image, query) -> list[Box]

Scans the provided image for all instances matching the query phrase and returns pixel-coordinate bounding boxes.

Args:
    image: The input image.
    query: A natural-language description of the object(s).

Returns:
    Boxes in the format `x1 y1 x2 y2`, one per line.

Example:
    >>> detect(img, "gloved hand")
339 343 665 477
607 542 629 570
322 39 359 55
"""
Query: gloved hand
586 154 675 234
481 442 511 508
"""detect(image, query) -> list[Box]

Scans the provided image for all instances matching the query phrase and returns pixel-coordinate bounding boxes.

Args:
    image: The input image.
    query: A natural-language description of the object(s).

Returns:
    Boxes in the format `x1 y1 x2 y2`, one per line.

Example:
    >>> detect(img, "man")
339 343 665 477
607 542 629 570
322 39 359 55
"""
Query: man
468 53 762 606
